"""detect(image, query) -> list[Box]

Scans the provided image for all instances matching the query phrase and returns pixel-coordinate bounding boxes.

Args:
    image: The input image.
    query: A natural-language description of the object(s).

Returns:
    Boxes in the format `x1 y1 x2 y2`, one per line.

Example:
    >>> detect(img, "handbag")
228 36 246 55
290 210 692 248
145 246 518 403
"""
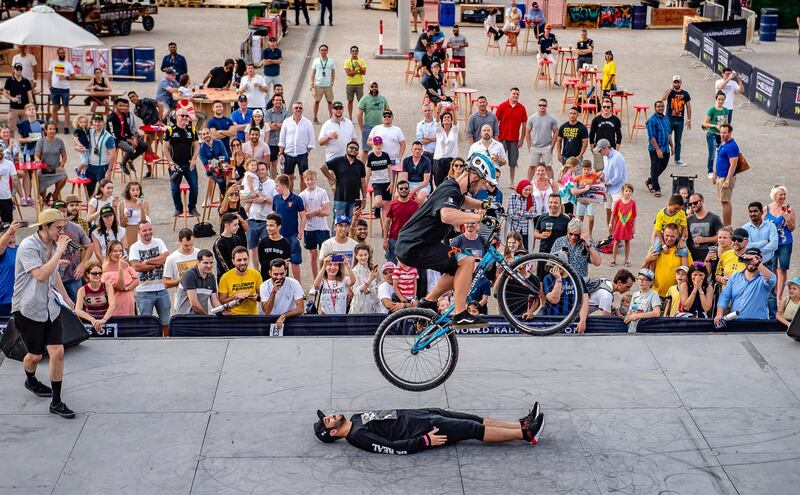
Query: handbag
193 222 216 238
735 153 749 174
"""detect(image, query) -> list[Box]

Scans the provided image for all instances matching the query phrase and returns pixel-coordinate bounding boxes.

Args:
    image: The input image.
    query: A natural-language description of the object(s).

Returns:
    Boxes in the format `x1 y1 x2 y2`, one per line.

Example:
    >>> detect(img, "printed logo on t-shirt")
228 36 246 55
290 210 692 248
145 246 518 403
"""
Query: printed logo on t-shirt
137 247 164 282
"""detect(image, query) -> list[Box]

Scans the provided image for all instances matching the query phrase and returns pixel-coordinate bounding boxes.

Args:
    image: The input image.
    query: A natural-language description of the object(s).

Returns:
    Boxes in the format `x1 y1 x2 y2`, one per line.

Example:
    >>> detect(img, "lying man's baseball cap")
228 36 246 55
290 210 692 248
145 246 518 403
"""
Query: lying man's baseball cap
314 410 339 443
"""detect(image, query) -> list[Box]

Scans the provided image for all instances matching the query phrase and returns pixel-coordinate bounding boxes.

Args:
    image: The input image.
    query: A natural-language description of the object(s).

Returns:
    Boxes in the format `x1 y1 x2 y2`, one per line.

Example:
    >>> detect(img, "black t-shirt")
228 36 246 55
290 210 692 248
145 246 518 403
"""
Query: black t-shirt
538 33 558 54
165 124 198 164
666 89 692 121
420 53 441 74
213 233 246 279
402 156 432 183
257 236 291 280
576 39 594 62
346 409 443 455
366 151 391 178
414 33 429 53
397 179 464 249
4 76 32 110
423 74 444 97
687 211 723 261
326 156 366 202
207 66 230 88
535 214 570 253
558 122 588 159
589 114 622 147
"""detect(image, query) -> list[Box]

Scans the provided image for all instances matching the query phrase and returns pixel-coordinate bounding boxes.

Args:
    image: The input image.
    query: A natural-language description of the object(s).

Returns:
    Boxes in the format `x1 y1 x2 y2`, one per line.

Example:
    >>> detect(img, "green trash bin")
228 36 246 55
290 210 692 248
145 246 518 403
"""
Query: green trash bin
247 3 267 26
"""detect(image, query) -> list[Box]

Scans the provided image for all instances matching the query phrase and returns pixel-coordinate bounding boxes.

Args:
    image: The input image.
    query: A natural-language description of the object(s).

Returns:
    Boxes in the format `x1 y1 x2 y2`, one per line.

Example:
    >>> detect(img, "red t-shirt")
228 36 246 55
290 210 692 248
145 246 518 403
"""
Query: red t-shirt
495 100 528 142
393 265 419 300
386 199 420 240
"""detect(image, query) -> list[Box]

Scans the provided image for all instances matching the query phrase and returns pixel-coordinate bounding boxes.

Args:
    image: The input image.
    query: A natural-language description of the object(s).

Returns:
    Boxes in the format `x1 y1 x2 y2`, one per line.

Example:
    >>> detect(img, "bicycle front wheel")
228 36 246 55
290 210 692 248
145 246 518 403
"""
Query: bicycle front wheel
497 253 584 335
373 308 459 392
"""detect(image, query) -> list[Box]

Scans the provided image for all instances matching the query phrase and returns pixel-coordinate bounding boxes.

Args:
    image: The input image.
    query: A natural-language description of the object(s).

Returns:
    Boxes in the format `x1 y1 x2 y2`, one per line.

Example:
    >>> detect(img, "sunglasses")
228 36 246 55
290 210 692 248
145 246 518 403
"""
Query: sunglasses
231 144 241 147
689 200 701 206
398 187 409 191
454 164 465 168
347 146 359 150
691 261 706 267
538 104 547 107
567 232 581 238
383 115 393 118
732 237 745 242
602 105 612 109
89 271 103 276
177 115 190 118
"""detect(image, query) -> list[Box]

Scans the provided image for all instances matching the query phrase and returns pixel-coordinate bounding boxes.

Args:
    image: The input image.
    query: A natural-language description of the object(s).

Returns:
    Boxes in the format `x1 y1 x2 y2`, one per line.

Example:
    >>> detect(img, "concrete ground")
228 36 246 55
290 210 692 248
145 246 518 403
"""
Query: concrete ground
12 4 799 285
1 333 800 494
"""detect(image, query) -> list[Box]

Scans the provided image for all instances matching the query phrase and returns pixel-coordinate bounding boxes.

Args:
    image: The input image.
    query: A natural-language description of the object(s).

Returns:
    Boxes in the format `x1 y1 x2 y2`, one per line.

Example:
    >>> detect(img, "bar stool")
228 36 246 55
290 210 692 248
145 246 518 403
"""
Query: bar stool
554 47 573 84
67 176 91 210
563 56 578 79
560 78 579 114
522 21 534 53
485 33 501 55
534 59 553 89
504 32 519 56
405 53 421 85
575 83 591 106
580 103 597 124
630 105 649 142
172 183 195 231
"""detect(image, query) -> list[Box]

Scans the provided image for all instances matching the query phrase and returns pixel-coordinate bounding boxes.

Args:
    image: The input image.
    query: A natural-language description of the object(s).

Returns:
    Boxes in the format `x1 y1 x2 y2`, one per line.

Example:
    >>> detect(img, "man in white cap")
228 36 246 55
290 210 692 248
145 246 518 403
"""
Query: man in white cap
595 138 627 233
12 209 76 418
662 75 692 166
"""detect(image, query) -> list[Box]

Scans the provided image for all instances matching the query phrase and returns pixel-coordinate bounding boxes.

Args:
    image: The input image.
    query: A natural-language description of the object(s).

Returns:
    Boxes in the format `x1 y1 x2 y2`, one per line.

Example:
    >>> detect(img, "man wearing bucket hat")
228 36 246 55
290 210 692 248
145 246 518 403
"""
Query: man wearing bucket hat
11 208 76 418
313 403 544 454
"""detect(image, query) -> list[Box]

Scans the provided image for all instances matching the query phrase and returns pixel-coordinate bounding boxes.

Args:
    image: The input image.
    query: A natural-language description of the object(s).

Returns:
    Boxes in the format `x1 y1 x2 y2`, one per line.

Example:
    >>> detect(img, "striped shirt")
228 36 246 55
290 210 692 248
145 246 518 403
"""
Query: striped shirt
646 113 671 154
393 265 419 300
507 193 537 235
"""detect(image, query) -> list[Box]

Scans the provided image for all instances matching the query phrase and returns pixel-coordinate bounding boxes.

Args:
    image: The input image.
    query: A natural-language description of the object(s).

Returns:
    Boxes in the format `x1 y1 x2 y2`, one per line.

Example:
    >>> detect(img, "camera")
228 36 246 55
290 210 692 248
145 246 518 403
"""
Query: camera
169 164 182 181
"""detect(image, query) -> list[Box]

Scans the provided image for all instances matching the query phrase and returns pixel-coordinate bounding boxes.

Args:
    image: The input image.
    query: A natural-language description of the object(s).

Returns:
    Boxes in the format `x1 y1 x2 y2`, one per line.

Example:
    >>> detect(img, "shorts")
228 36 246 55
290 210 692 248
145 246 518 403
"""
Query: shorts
396 241 459 276
419 408 485 443
313 85 334 103
503 140 519 168
50 87 70 107
530 146 552 167
715 176 736 203
12 311 63 356
373 182 392 201
604 191 621 210
413 51 425 62
450 56 466 68
283 153 309 175
287 235 303 265
576 201 595 217
413 6 425 18
408 181 431 194
247 219 267 249
269 145 280 161
346 84 364 102
304 229 330 250
361 125 373 150
775 243 793 271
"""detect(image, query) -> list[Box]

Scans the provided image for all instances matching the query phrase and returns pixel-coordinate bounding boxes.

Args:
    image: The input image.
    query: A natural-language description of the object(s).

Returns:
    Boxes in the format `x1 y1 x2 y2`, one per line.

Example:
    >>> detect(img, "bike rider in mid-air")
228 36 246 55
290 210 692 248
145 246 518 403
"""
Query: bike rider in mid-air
394 153 498 329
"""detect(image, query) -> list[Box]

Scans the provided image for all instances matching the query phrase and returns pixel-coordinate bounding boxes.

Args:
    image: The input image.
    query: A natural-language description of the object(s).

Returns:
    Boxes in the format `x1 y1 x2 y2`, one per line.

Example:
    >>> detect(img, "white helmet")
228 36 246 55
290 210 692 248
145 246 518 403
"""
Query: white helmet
466 152 498 186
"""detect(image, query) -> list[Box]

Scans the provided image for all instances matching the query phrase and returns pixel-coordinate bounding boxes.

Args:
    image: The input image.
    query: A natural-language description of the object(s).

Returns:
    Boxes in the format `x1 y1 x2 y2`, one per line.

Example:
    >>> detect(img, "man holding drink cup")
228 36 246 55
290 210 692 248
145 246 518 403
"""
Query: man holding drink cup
687 192 723 262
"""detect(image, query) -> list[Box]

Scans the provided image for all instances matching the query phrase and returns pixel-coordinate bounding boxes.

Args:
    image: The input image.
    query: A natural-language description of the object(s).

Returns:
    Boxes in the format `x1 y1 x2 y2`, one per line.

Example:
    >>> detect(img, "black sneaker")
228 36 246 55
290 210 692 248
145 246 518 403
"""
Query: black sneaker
525 412 545 445
120 162 131 175
173 210 181 217
63 127 70 135
25 379 52 397
49 401 75 419
519 401 540 430
190 209 201 217
418 298 438 312
143 171 152 179
450 310 489 329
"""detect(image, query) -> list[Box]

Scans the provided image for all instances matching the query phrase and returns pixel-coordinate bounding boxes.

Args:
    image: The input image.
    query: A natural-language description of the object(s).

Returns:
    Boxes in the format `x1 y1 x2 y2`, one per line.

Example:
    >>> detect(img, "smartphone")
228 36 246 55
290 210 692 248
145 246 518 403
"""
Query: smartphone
331 254 345 264
354 199 362 209
18 221 28 228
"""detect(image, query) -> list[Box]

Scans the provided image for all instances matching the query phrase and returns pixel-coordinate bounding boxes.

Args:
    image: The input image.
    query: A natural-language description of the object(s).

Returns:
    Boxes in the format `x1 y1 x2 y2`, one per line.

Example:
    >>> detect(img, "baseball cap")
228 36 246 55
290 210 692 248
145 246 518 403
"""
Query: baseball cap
593 138 611 152
372 136 383 144
31 208 65 227
675 265 689 274
252 109 263 116
334 215 351 225
639 268 655 280
332 101 344 109
64 194 81 204
164 68 176 75
238 94 248 102
382 110 393 117
788 277 800 287
744 247 762 257
369 80 379 87
92 114 105 121
673 75 682 82
99 205 115 217
313 410 338 444
731 228 749 241
13 63 22 70
382 262 397 273
52 200 67 210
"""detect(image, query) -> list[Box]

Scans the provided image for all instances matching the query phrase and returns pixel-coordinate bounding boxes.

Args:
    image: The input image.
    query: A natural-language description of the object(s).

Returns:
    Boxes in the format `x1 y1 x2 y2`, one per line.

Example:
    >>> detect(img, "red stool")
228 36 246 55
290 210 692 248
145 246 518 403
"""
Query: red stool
172 183 195 230
485 33 501 55
630 105 650 142
67 176 91 211
405 53 421 85
563 56 577 79
535 58 553 89
580 104 597 124
560 78 579 114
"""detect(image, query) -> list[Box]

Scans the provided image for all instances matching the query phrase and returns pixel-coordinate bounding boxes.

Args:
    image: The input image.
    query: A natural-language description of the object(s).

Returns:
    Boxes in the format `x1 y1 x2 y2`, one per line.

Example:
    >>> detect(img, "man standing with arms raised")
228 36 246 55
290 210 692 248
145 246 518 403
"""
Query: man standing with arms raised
495 88 528 184
12 209 75 418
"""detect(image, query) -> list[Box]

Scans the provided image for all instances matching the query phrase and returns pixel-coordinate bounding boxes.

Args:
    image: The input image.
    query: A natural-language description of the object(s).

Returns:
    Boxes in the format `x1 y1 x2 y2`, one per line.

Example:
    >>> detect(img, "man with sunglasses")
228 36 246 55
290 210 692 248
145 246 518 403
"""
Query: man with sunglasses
343 46 366 120
367 110 405 164
589 97 622 170
686 193 722 261
384 180 419 264
12 208 76 418
715 247 775 324
320 141 366 220
357 81 389 161
52 200 93 302
662 75 691 166
716 228 749 289
525 98 558 180
278 101 315 192
164 111 200 217
3 62 33 136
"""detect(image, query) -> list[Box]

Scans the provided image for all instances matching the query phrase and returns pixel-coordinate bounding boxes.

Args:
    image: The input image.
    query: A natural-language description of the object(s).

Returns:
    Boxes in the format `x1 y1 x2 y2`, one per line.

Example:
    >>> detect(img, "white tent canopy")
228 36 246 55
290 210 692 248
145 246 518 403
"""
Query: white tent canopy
0 5 102 48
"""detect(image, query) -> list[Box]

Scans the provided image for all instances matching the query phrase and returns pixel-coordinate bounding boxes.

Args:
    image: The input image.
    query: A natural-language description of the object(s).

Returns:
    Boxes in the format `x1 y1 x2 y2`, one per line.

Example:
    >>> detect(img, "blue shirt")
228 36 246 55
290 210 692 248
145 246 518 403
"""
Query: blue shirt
715 138 740 178
742 220 779 264
717 270 776 319
198 139 229 168
273 192 305 237
0 246 17 305
401 156 432 183
230 108 253 142
155 77 178 105
261 47 282 77
646 113 671 153
16 118 43 156
543 274 578 316
160 54 188 77
206 115 235 153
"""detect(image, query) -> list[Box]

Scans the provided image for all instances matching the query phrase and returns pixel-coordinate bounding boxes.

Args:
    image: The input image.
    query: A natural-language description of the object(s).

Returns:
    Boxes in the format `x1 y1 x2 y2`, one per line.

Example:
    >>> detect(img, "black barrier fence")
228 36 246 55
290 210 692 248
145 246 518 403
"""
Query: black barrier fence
728 54 754 100
692 19 748 47
0 315 162 339
701 35 716 71
714 45 731 77
778 81 800 122
685 24 702 58
752 68 781 116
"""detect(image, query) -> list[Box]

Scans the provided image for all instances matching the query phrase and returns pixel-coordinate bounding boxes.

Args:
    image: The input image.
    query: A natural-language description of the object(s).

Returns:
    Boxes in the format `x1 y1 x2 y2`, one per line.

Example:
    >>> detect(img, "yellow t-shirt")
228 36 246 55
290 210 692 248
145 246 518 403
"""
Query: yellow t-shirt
218 268 263 315
665 284 681 316
344 57 366 86
653 208 687 235
715 249 745 288
652 247 692 297
602 60 616 91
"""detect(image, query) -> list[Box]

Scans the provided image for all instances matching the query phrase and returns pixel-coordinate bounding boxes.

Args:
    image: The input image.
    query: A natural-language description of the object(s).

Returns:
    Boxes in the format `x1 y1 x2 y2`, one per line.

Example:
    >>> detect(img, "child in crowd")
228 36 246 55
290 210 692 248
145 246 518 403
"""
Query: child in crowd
314 255 356 315
572 160 602 237
299 170 331 280
651 194 689 256
437 293 452 313
614 293 632 318
350 243 381 314
663 265 689 317
72 114 90 179
392 262 419 305
609 183 636 267
677 186 691 214
467 300 482 317
240 159 262 202
557 157 579 216
777 277 800 328
625 268 661 333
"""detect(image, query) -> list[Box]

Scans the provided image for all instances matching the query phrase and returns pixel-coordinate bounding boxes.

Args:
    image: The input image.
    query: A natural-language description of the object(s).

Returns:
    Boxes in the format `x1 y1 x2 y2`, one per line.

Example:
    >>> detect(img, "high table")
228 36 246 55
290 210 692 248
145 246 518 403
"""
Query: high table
452 87 477 129
191 88 239 118
609 91 634 137
15 161 45 214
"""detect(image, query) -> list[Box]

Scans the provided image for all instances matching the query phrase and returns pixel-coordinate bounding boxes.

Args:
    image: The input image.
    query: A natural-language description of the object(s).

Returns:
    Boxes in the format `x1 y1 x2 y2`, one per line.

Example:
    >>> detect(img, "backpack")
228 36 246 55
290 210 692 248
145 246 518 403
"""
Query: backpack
135 98 160 126
193 222 216 238
597 236 615 254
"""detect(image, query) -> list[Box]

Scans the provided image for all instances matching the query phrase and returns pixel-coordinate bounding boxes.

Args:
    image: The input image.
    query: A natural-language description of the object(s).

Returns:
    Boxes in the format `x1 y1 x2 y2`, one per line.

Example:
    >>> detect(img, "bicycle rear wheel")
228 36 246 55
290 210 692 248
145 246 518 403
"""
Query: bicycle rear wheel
373 308 459 392
497 253 584 335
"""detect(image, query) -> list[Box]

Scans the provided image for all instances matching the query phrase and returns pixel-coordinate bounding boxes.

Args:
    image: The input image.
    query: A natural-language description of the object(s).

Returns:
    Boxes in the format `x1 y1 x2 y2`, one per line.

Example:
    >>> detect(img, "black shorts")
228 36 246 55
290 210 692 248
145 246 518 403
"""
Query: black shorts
373 182 392 202
421 408 485 443
283 153 309 175
269 145 280 162
396 241 459 276
12 311 63 356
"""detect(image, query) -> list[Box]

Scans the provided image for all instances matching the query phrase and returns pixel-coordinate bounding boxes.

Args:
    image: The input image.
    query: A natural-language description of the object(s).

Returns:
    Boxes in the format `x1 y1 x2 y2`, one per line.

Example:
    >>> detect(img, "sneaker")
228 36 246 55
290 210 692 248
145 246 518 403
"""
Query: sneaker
49 401 75 419
190 209 201 217
525 412 545 445
707 172 714 179
63 127 69 135
418 298 438 312
675 159 687 166
120 162 131 175
450 310 489 329
25 379 52 397
143 171 152 179
519 401 540 430
173 210 181 217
